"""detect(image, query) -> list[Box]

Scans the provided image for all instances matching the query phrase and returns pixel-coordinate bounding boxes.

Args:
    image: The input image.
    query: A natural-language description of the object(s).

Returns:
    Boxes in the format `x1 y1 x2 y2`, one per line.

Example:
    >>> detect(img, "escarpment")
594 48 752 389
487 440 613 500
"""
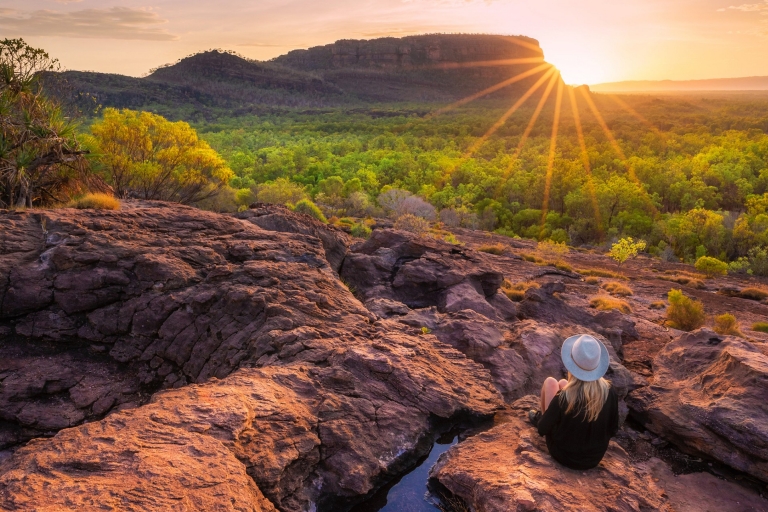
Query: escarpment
0 202 767 511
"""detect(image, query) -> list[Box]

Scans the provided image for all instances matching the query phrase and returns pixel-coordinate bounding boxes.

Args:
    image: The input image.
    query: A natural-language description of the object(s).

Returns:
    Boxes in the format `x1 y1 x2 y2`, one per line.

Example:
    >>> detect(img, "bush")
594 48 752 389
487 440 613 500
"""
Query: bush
585 276 600 285
666 289 705 331
554 261 573 272
538 240 569 257
478 243 506 255
695 256 728 277
728 257 752 275
609 237 646 266
590 296 632 314
292 199 327 223
658 274 706 289
748 247 768 277
69 193 120 210
578 268 626 280
649 301 666 310
443 233 461 245
350 223 372 239
751 322 768 333
713 313 742 337
602 282 633 297
394 214 430 234
501 280 539 302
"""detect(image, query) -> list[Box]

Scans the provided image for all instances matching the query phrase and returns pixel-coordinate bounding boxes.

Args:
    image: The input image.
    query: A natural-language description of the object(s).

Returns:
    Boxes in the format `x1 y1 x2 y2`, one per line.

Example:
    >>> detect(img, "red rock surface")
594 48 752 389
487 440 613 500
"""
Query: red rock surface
627 328 768 482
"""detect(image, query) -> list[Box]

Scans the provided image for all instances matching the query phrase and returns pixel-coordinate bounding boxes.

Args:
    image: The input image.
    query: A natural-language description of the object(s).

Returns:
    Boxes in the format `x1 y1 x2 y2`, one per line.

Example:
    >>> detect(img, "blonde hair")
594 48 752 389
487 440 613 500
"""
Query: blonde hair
561 373 611 422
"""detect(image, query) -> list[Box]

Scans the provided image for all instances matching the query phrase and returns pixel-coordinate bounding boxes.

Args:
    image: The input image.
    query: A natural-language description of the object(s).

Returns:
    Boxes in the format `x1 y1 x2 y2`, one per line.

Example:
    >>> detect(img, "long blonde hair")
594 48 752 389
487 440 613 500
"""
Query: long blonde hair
561 373 611 422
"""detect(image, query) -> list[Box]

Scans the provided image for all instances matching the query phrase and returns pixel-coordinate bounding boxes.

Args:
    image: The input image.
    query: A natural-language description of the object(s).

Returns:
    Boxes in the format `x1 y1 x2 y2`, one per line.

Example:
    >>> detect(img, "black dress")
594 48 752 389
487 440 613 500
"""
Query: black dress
536 387 619 470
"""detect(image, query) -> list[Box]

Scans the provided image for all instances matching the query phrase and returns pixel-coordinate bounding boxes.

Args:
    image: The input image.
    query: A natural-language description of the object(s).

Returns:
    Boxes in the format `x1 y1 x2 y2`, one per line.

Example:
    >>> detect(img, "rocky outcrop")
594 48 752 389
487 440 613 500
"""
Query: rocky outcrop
430 396 672 512
627 329 768 482
0 202 501 510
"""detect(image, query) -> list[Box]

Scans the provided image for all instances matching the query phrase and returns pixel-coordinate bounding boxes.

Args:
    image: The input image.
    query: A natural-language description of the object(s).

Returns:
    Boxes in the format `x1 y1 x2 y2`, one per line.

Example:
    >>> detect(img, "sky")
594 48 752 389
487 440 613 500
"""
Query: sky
1 0 768 85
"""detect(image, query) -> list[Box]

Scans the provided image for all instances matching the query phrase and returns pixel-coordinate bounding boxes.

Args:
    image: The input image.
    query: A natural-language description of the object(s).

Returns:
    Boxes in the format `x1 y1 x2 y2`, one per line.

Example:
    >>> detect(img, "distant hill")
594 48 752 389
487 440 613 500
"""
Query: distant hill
591 76 768 93
49 34 551 119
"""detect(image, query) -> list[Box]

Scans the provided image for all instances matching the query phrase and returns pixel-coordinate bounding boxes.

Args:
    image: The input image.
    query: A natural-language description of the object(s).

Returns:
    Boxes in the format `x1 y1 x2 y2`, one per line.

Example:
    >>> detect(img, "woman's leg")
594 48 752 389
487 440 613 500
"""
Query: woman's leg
540 377 561 412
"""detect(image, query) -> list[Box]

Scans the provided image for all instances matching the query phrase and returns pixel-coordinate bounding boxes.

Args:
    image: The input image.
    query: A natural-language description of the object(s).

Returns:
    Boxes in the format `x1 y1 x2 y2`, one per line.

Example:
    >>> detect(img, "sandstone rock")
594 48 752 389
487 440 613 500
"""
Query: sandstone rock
430 396 672 512
627 328 768 482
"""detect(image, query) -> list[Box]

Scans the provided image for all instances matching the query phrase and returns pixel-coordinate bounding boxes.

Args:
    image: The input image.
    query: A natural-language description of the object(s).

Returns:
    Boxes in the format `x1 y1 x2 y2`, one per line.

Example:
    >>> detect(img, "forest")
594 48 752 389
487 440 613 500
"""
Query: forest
5 37 768 274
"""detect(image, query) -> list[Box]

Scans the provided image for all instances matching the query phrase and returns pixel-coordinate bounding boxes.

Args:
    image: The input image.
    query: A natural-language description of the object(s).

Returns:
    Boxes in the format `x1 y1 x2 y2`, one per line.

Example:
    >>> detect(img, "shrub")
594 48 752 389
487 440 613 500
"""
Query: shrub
478 243 506 255
293 199 327 223
602 282 633 297
748 247 768 277
443 233 461 245
394 213 430 234
521 253 544 264
666 289 705 331
501 280 539 302
538 240 569 257
751 322 768 333
728 257 752 275
609 237 646 266
590 296 632 314
585 276 600 285
738 288 768 301
658 274 706 289
713 313 742 337
649 301 666 310
695 256 728 277
554 261 573 272
350 223 372 239
69 193 120 210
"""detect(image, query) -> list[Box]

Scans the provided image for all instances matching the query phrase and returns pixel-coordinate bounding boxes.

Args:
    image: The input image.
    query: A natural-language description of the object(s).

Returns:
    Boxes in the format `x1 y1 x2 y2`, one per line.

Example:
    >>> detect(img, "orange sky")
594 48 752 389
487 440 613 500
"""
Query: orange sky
3 0 768 84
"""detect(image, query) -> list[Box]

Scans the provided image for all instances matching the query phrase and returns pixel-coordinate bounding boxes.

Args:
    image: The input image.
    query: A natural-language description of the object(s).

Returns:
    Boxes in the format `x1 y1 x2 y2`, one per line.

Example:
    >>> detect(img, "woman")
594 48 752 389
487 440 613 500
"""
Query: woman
528 334 619 470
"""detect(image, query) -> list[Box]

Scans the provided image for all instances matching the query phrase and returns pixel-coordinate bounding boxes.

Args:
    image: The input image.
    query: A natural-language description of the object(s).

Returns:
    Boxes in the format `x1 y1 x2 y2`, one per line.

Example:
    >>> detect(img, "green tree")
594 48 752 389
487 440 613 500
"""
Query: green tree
694 256 728 277
0 39 94 207
89 108 233 204
609 237 647 266
254 177 307 205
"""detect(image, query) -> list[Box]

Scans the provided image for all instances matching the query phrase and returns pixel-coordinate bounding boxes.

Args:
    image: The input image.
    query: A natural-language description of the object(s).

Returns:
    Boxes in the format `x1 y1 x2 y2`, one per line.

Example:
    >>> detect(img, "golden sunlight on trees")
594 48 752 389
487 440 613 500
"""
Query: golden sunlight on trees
88 108 233 205
609 237 646 266
0 39 97 208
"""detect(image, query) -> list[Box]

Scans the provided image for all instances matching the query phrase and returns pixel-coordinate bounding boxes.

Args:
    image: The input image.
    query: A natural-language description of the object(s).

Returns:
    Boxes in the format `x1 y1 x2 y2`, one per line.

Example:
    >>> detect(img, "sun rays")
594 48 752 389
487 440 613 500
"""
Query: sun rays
402 54 661 240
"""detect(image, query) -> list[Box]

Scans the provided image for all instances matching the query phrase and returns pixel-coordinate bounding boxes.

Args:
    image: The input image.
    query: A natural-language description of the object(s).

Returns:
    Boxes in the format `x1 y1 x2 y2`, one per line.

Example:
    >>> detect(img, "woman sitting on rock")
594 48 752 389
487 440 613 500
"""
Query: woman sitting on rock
528 334 619 470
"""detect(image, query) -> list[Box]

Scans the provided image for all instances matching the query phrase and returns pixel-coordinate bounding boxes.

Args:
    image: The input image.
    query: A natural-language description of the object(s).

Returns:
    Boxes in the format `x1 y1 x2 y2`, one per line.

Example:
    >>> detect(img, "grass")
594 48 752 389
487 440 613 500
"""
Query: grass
752 322 768 333
585 276 600 285
554 261 573 272
501 279 540 302
602 281 633 297
477 243 506 255
520 252 572 272
658 274 706 290
649 300 667 310
577 268 627 280
590 296 632 314
521 252 544 264
713 313 742 337
68 193 120 210
738 288 768 301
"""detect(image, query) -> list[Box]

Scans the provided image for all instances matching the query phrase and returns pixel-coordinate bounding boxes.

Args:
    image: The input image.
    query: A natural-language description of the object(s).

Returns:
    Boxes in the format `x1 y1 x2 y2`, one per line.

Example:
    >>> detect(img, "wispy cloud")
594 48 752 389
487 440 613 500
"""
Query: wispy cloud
718 1 768 13
0 7 178 41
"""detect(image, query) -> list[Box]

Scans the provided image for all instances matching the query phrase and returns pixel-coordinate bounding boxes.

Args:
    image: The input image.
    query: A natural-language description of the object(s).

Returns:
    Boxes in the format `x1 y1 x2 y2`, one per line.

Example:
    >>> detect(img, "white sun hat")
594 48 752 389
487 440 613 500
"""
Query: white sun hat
561 334 610 382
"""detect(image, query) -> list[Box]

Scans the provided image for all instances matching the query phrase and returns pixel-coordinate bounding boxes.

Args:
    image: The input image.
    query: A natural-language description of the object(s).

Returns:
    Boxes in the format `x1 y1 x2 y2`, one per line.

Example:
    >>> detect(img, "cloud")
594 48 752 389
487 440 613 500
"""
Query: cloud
0 7 178 41
719 1 768 12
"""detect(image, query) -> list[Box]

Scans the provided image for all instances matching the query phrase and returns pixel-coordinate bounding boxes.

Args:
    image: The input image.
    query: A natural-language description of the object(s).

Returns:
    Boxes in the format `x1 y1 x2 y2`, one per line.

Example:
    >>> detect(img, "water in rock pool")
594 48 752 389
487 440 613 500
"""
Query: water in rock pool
351 432 458 512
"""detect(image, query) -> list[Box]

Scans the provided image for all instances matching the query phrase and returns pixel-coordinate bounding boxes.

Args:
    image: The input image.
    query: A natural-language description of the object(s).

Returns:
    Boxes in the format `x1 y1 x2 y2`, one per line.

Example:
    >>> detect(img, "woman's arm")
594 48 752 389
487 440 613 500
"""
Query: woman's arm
537 393 562 436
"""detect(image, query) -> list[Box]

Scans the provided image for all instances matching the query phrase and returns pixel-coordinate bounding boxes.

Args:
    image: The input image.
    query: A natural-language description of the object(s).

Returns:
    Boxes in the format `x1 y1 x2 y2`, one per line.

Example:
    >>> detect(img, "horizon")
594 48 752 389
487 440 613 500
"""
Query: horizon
3 0 768 85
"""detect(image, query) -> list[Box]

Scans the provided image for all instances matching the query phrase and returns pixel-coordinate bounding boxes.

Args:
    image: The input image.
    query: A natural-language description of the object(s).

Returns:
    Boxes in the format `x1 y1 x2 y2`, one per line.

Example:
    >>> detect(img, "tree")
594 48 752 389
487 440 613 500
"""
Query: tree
88 108 233 204
609 237 647 266
694 256 728 277
254 177 307 205
0 39 96 207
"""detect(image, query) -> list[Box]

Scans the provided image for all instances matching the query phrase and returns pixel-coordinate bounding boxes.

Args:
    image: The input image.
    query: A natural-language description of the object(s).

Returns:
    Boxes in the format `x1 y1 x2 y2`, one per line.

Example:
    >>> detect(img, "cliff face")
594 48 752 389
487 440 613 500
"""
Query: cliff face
275 34 544 71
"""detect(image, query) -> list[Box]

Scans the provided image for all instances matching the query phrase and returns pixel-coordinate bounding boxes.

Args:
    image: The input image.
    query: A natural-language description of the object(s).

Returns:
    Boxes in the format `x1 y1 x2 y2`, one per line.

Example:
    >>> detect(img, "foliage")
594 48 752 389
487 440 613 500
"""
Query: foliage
477 243 506 255
585 276 600 285
68 193 120 210
88 108 233 204
752 322 768 333
255 177 307 205
538 240 569 257
694 256 728 277
0 38 96 207
577 268 626 280
649 301 666 310
666 289 706 331
350 222 372 238
737 287 768 301
292 198 327 223
602 281 633 297
713 313 742 337
394 213 430 234
609 237 647 266
589 296 632 314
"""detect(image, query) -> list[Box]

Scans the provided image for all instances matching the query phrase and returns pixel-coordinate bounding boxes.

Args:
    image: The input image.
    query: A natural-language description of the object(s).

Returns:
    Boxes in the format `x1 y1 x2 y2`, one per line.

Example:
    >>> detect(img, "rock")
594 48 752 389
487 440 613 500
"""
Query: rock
237 203 350 273
0 202 502 510
637 458 768 512
627 329 768 482
364 298 410 318
430 396 672 512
